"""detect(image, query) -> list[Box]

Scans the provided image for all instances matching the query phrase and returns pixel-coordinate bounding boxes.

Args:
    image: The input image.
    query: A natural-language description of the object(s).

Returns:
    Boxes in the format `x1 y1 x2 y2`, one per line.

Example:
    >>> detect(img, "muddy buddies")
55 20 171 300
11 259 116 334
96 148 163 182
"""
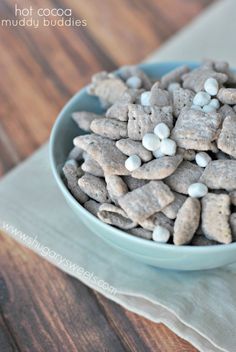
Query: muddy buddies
63 59 236 246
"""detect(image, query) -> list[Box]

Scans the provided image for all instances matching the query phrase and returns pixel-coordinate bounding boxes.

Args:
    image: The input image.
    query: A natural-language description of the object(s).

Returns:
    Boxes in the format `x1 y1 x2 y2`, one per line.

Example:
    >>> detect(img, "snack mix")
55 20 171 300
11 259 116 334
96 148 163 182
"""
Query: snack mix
63 59 236 246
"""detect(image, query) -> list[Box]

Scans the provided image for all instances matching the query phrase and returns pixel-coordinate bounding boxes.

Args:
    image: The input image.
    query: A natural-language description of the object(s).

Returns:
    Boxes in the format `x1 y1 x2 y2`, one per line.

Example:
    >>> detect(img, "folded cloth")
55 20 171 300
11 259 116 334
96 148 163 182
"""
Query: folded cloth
1 1 236 351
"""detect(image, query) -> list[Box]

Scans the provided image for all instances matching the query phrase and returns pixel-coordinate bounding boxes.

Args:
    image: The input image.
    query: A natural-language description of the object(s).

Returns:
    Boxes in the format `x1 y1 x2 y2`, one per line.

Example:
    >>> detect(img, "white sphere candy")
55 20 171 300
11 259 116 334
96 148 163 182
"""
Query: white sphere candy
160 138 177 156
204 77 219 96
126 76 142 89
154 122 170 139
125 155 141 171
152 225 170 243
153 148 165 159
167 82 180 93
202 104 216 113
193 91 211 106
191 104 202 111
188 183 208 198
142 133 160 151
195 152 211 167
140 91 151 106
209 98 220 109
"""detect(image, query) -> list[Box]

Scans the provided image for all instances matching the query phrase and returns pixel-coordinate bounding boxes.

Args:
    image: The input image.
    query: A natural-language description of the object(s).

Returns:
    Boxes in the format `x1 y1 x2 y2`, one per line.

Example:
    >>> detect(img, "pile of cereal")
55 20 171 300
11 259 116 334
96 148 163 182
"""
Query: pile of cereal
63 60 236 246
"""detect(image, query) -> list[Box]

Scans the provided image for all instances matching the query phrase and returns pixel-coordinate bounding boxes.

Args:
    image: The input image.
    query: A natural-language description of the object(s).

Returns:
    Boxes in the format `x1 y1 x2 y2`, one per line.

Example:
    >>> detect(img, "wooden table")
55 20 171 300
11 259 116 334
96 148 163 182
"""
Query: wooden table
0 1 215 350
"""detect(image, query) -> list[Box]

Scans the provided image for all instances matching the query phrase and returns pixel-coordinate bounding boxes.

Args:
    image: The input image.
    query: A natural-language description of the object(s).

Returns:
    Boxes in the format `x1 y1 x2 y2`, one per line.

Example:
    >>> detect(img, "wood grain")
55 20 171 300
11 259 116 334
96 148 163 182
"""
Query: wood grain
0 0 215 350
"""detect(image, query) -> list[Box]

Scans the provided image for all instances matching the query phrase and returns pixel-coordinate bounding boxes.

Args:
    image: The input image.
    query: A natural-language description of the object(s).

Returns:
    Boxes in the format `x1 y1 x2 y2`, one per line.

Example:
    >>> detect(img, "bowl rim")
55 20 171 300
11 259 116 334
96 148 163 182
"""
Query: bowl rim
49 61 236 253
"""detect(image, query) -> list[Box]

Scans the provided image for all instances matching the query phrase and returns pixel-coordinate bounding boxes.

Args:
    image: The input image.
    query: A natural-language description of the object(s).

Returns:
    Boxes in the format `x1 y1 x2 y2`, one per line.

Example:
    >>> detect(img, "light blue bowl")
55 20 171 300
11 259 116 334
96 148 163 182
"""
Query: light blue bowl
49 61 236 271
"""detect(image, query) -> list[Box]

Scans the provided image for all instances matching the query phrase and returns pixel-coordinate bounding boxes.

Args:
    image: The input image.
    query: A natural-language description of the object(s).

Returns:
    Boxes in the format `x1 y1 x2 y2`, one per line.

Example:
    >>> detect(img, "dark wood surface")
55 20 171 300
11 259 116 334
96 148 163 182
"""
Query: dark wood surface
0 0 215 351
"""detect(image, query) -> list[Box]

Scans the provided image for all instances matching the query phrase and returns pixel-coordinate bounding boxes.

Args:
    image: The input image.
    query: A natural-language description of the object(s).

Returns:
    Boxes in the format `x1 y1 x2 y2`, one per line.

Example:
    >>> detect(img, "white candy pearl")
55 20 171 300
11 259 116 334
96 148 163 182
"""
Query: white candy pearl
160 138 177 156
153 226 170 243
125 155 141 171
204 78 219 96
202 104 216 113
126 76 142 89
209 98 220 109
191 104 202 111
188 183 208 198
195 152 211 167
142 133 160 151
167 82 180 93
140 91 151 106
153 148 165 159
154 123 170 140
193 92 211 106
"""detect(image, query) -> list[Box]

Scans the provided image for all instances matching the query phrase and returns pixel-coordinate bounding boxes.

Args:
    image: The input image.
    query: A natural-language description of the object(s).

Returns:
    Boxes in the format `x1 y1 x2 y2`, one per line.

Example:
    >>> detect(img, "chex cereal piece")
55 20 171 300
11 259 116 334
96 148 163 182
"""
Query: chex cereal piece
131 155 183 180
171 108 222 150
84 199 101 217
227 70 236 85
127 104 173 140
105 175 128 204
172 88 195 117
162 192 187 219
165 161 203 194
116 138 152 162
191 235 218 246
119 65 152 90
106 89 141 121
230 213 236 241
128 227 152 240
63 160 88 204
173 197 201 245
160 65 189 89
122 176 148 191
149 82 171 107
177 147 195 161
78 174 110 203
182 66 227 92
97 203 137 230
217 88 236 105
229 190 236 206
139 212 174 233
67 146 83 161
212 59 229 73
74 134 129 176
201 193 232 244
72 111 103 132
200 160 236 190
217 115 236 158
90 118 127 140
118 181 174 222
219 104 236 119
81 157 104 177
88 71 127 105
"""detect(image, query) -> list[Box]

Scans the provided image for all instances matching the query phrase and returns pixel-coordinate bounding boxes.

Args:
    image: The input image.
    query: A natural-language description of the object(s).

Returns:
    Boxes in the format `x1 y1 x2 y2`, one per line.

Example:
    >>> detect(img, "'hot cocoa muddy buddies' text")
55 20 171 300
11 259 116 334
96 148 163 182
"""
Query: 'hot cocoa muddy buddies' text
1 4 87 29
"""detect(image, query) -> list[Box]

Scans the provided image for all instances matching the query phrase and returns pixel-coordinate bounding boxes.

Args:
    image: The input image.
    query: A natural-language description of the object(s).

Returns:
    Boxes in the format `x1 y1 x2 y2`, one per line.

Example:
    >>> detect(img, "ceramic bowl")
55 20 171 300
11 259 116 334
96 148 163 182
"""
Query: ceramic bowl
50 62 236 271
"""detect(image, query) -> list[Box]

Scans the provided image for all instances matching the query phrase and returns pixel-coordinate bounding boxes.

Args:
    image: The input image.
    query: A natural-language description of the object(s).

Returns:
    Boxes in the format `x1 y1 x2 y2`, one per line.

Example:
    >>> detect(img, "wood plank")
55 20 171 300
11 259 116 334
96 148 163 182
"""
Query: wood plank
0 232 128 352
0 313 20 352
95 292 198 352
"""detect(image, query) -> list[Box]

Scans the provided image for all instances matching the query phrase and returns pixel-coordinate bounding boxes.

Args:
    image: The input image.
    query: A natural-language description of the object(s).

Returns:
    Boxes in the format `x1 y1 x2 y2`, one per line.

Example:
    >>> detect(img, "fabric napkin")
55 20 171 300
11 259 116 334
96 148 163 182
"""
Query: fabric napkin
1 0 236 351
